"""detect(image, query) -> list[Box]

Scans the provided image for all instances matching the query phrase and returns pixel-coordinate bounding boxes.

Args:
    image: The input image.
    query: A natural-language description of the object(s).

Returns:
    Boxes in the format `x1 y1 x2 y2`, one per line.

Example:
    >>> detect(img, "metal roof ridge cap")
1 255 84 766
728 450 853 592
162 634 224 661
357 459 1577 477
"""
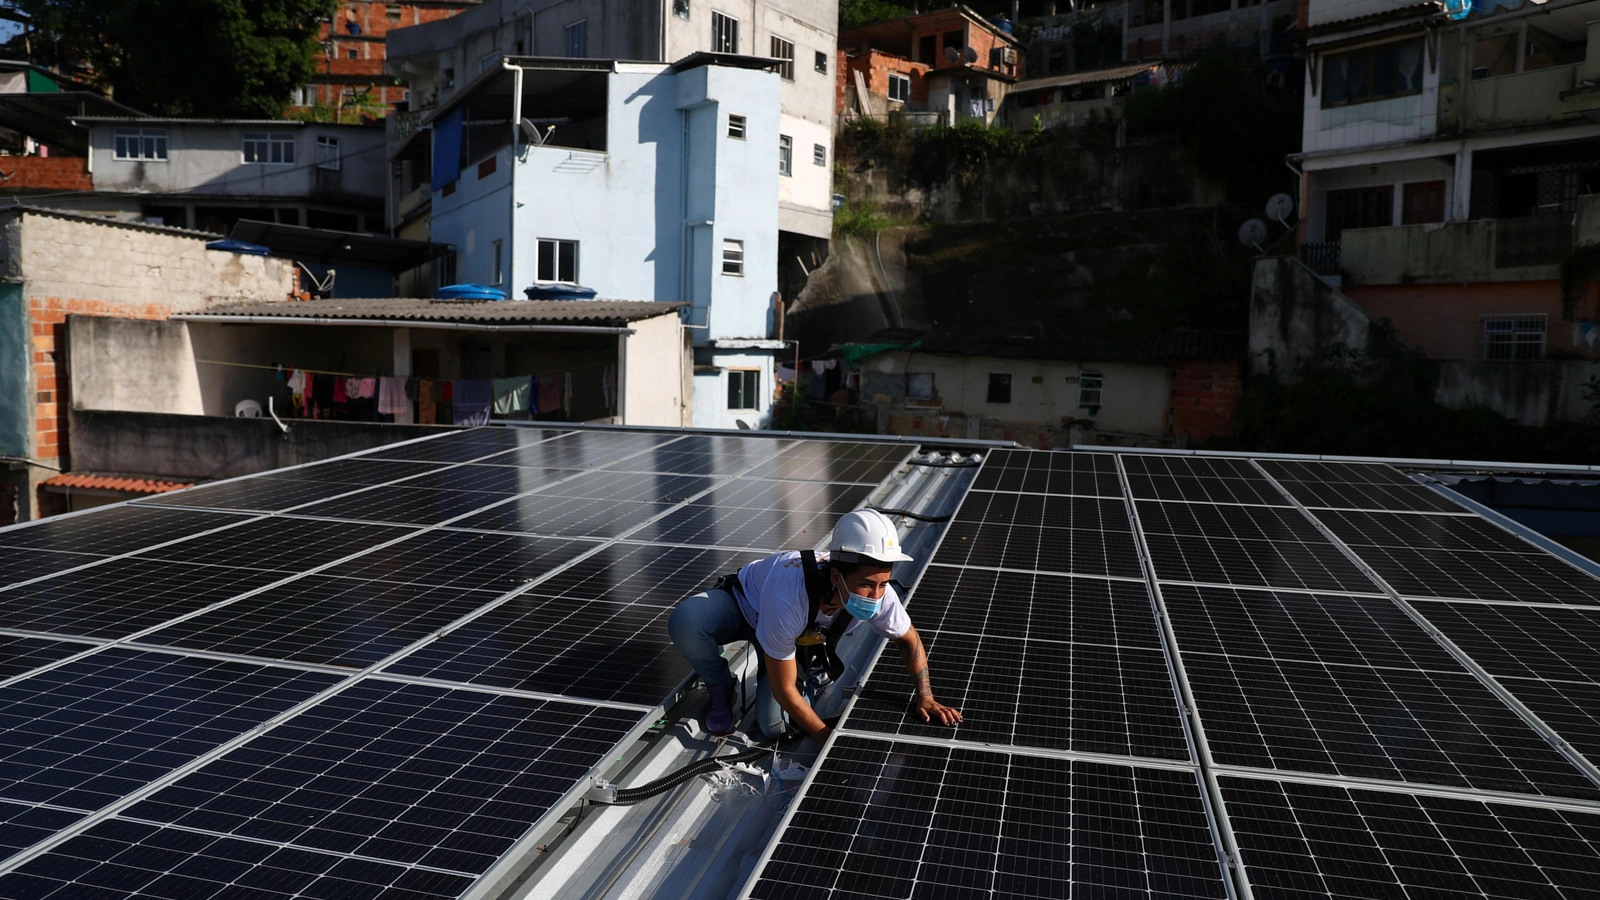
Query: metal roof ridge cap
168 313 637 334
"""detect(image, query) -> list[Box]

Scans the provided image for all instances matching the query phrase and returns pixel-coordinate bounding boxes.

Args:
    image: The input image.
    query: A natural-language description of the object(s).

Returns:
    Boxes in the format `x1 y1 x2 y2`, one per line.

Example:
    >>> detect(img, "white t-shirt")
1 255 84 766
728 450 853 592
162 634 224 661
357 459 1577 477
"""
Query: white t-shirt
734 549 910 661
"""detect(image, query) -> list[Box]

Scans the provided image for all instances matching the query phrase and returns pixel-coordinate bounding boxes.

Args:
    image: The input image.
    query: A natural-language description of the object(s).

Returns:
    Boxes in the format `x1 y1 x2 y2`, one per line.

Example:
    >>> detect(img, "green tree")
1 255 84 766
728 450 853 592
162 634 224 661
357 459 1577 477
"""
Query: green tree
16 0 336 117
839 0 910 30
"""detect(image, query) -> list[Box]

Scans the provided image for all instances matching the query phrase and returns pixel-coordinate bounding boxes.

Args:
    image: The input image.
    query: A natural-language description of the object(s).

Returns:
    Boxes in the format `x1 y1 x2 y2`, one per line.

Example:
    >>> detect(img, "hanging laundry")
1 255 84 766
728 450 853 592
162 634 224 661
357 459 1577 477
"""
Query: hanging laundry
563 371 573 412
378 376 409 416
311 373 334 419
453 379 492 425
601 364 616 414
492 376 531 415
537 372 563 414
344 377 364 400
286 369 307 397
357 377 377 400
417 379 436 425
331 377 349 417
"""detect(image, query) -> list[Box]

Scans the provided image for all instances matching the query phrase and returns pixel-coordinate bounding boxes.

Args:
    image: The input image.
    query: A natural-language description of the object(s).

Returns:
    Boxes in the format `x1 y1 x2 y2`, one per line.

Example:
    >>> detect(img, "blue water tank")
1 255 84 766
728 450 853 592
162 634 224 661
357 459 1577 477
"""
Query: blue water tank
523 283 599 300
436 284 509 301
205 239 271 256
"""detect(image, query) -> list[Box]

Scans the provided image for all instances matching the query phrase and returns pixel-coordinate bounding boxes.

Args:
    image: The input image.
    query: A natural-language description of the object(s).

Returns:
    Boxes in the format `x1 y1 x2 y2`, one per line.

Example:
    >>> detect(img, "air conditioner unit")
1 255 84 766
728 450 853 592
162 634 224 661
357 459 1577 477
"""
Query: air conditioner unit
1002 47 1018 65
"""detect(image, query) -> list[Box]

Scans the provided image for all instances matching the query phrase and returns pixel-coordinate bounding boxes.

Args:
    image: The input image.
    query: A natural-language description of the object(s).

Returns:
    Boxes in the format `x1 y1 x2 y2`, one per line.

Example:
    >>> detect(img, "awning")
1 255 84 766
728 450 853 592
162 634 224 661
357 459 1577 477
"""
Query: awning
0 92 145 154
229 220 452 274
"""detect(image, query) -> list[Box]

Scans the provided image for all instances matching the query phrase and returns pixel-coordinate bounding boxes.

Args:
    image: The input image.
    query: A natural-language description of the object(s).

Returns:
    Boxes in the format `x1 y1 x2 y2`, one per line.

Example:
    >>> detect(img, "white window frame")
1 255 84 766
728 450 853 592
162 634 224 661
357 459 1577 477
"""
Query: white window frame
778 134 792 176
491 239 504 285
771 36 795 80
722 239 744 276
727 368 761 411
1481 314 1546 360
711 11 738 53
315 135 340 170
113 128 168 162
813 143 826 166
1078 371 1104 410
888 73 911 103
727 114 746 139
241 132 295 165
565 20 588 58
536 238 579 283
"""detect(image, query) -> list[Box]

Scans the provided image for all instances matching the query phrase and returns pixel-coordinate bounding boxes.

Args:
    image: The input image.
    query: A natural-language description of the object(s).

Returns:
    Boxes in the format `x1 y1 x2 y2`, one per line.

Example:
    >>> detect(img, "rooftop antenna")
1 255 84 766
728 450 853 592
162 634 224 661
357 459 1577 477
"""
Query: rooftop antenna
1265 193 1294 228
1238 218 1268 252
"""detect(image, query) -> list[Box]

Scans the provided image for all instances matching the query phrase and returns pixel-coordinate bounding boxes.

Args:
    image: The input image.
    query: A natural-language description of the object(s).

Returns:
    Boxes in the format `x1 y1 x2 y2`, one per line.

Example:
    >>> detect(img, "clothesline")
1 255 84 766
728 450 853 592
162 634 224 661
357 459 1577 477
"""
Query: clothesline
195 358 618 379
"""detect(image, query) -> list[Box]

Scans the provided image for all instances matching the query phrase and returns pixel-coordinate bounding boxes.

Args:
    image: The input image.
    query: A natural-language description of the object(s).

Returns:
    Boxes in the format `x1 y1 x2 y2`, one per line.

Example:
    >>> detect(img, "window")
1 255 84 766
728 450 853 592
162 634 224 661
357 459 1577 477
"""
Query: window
815 50 828 73
386 5 402 21
674 0 689 19
1482 315 1546 360
1078 371 1103 411
906 372 934 402
346 48 358 59
442 68 456 88
813 143 826 166
536 238 579 282
728 114 746 139
113 128 167 161
778 134 792 176
1322 39 1424 107
942 30 963 60
1401 180 1445 225
722 239 744 275
242 132 295 165
711 11 738 53
887 73 911 103
438 251 458 289
565 20 587 57
986 373 1012 404
771 36 795 80
1324 186 1393 241
728 369 761 410
480 52 501 71
315 136 340 170
491 240 503 285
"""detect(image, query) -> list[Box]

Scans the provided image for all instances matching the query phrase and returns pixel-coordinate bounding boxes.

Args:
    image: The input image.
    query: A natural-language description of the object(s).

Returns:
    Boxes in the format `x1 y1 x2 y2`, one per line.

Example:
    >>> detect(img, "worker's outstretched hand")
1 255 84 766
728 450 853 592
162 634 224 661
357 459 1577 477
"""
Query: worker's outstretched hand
915 695 962 726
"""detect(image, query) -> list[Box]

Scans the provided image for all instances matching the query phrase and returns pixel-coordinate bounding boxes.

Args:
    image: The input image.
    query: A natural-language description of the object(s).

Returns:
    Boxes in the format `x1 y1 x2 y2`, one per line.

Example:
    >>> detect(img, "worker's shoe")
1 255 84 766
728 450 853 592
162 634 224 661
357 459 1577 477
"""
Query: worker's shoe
705 683 736 736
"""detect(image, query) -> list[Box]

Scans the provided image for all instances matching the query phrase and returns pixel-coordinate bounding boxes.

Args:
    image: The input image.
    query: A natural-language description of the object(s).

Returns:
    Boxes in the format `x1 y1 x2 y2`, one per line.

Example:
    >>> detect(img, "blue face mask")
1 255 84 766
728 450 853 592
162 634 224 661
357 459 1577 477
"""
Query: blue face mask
843 594 882 620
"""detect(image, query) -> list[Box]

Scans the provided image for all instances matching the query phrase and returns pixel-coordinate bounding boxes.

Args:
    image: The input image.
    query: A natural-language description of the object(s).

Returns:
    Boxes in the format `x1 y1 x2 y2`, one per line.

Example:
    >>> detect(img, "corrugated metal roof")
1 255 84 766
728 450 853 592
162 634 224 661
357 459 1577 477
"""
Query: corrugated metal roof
194 297 688 324
72 117 381 128
853 328 1246 362
1010 63 1156 94
41 473 192 494
2 205 222 239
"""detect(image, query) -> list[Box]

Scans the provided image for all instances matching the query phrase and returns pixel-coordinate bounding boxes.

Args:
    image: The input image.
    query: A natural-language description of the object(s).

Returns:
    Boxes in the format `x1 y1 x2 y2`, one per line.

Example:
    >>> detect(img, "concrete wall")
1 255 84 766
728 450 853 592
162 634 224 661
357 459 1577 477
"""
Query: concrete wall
0 283 26 458
1343 280 1587 360
622 312 690 425
1435 359 1600 427
1302 33 1438 155
1250 255 1386 376
67 317 205 416
1340 220 1563 286
68 409 454 482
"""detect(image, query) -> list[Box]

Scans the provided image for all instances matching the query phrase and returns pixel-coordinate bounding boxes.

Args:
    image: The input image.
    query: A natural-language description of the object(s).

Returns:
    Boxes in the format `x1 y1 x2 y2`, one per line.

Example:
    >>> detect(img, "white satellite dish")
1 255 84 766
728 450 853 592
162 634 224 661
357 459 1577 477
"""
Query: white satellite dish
1265 193 1294 226
1238 219 1268 249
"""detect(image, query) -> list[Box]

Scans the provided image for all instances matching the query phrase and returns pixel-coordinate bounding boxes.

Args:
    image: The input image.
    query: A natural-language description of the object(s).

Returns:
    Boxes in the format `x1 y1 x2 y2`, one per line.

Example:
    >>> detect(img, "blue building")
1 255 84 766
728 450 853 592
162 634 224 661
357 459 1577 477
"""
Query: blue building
426 55 784 430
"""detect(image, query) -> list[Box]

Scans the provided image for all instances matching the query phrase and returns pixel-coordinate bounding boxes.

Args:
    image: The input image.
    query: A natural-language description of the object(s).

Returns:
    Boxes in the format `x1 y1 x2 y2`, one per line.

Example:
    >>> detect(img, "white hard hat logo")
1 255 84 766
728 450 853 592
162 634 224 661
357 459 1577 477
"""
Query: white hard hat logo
829 510 913 564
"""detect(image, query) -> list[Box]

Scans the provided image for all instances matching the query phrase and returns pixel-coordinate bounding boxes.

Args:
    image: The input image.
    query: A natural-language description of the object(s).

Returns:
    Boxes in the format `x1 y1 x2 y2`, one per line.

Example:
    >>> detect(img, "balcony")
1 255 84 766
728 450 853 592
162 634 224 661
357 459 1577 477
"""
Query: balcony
1455 64 1578 132
1337 198 1600 286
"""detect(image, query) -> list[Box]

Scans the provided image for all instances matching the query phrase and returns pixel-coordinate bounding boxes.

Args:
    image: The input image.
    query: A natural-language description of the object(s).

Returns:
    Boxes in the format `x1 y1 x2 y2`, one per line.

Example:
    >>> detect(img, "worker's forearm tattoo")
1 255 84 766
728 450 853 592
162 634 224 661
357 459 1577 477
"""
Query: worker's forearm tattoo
899 638 933 699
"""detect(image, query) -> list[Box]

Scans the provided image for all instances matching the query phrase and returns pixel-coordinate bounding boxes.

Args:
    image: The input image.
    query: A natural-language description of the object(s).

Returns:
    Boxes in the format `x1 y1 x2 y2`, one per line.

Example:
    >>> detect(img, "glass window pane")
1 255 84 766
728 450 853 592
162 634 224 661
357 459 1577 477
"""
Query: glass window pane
1347 50 1371 102
537 241 554 280
1324 55 1347 106
558 241 576 281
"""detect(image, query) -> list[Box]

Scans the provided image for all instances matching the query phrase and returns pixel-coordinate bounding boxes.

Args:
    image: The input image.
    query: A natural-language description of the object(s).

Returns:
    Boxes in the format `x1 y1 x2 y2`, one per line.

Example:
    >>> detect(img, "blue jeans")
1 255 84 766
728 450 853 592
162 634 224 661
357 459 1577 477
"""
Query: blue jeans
667 588 800 738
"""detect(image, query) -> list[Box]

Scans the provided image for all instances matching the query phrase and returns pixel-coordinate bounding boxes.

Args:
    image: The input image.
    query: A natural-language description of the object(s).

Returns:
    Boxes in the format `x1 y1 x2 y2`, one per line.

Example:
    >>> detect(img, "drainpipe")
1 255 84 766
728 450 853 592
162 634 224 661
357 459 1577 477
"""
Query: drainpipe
503 58 524 293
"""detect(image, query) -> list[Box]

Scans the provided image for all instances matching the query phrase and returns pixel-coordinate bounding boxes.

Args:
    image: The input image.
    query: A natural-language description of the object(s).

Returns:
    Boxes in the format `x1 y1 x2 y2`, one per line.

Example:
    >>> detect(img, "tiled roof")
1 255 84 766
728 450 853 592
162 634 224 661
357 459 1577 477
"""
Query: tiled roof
41 473 193 494
189 297 689 325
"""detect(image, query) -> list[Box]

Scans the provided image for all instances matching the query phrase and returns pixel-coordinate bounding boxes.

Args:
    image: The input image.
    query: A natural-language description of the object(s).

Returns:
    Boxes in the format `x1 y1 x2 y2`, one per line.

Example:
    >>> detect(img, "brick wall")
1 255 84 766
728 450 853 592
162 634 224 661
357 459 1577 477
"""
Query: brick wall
1168 359 1240 443
302 1 472 113
842 50 935 112
0 156 92 192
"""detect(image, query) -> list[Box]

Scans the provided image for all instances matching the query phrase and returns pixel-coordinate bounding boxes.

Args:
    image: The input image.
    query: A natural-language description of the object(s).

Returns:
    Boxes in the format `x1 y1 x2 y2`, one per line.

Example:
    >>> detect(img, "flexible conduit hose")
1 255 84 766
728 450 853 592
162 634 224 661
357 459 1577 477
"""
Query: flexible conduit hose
600 745 771 805
871 507 953 523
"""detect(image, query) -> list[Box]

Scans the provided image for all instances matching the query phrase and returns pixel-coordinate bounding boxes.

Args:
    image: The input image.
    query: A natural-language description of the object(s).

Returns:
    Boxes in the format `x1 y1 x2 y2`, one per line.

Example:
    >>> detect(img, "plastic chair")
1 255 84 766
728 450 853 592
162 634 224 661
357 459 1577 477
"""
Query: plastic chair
234 399 264 418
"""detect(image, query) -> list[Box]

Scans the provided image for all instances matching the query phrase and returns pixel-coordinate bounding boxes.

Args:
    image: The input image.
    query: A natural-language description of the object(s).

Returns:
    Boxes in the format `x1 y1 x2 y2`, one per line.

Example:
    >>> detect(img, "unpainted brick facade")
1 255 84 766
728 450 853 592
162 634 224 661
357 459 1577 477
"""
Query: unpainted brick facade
1167 359 1241 443
0 156 93 192
300 1 474 111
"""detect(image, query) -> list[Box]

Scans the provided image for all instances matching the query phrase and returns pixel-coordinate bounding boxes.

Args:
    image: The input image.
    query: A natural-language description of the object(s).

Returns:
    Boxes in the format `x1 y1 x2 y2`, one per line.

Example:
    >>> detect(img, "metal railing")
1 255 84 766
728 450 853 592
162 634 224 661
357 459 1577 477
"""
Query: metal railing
1298 241 1341 277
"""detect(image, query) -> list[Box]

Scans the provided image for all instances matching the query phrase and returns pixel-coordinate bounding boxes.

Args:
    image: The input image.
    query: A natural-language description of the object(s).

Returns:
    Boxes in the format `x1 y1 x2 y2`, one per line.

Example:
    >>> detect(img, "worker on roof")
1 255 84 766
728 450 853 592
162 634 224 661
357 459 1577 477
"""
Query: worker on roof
668 509 962 742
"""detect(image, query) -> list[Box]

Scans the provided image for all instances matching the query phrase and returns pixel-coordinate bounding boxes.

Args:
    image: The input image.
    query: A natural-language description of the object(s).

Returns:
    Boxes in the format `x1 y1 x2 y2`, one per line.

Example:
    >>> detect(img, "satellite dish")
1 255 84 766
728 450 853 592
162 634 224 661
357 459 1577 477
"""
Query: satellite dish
1265 193 1294 225
963 46 979 64
1238 219 1268 249
944 46 960 62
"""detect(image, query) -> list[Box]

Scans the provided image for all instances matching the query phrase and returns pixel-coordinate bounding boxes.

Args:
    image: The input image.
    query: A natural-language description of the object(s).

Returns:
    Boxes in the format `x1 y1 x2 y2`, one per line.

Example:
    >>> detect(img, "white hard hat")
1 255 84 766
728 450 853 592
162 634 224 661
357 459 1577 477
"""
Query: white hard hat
829 509 913 564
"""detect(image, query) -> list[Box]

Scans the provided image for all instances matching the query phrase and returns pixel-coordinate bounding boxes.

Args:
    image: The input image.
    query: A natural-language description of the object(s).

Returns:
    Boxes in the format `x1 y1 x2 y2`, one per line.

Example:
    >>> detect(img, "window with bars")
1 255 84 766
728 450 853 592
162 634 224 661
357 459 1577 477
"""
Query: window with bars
242 132 295 165
536 238 579 283
779 135 792 176
113 128 167 161
1078 371 1103 411
1481 315 1546 360
771 36 795 80
728 369 760 410
711 11 738 53
727 114 746 139
722 239 744 276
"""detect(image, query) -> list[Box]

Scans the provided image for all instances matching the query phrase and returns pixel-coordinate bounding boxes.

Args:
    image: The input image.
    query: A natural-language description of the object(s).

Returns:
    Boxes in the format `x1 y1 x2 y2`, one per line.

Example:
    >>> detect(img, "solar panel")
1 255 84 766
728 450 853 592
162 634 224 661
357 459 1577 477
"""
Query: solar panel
1317 509 1545 553
1408 601 1600 684
0 506 253 555
0 802 79 858
1328 541 1600 605
0 649 341 810
139 461 447 513
1122 454 1291 505
1258 458 1467 513
470 429 679 469
130 517 417 571
1223 776 1600 900
630 478 873 549
318 530 600 591
521 469 720 503
1135 500 1380 593
969 448 1122 496
120 679 644 874
602 433 790 475
0 635 94 681
286 485 520 526
750 736 1229 900
937 491 1145 578
900 564 1162 647
363 427 572 462
396 463 577 495
0 549 107 591
740 441 911 484
450 496 677 539
137 576 505 668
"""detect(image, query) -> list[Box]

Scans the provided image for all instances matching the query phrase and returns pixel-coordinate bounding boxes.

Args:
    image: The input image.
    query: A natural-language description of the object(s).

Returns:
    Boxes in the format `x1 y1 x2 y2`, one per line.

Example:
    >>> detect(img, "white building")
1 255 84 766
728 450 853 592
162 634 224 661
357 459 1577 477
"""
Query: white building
426 56 783 429
385 0 836 259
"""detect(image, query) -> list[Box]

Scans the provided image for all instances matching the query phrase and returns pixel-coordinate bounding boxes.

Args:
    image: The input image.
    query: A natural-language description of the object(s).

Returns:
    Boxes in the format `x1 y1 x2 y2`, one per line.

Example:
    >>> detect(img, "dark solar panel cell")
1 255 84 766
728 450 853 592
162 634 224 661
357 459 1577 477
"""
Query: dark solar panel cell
530 470 719 503
451 496 676 539
751 737 1228 900
846 631 1188 759
1495 677 1600 767
400 463 579 495
474 430 679 469
0 549 106 590
141 576 502 668
364 427 571 462
1185 652 1600 799
0 635 94 681
683 477 873 512
1338 544 1600 605
1122 455 1290 505
908 564 1162 648
1162 585 1461 672
1142 532 1379 593
970 449 1123 497
741 441 910 484
0 506 251 555
0 649 340 809
123 680 643 874
385 596 686 705
938 520 1144 578
603 434 788 475
0 799 80 857
1223 777 1600 900
0 817 475 900
268 458 444 485
1410 601 1600 684
1317 509 1536 553
1258 460 1416 487
1274 478 1465 513
132 517 416 571
288 486 514 526
1136 501 1330 543
0 558 288 639
958 492 1132 531
634 504 843 550
321 530 599 591
141 477 384 512
514 542 756 607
